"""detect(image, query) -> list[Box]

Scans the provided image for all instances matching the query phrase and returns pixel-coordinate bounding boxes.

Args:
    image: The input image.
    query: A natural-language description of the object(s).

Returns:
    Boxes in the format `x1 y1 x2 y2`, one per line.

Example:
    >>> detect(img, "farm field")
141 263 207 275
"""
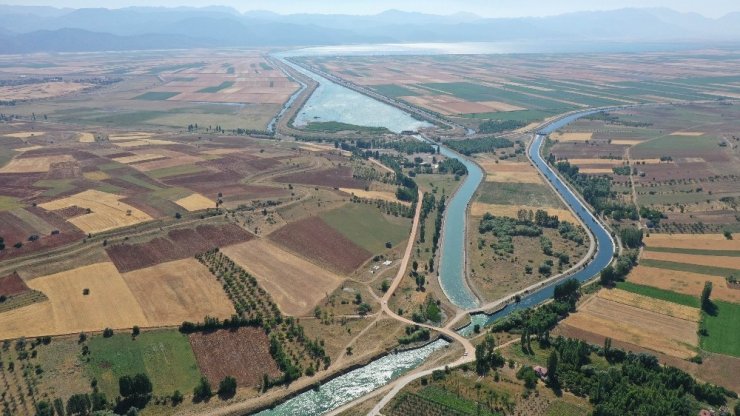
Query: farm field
222 239 345 316
548 103 740 233
1 51 298 132
85 330 202 398
189 327 282 387
559 294 700 359
299 50 740 129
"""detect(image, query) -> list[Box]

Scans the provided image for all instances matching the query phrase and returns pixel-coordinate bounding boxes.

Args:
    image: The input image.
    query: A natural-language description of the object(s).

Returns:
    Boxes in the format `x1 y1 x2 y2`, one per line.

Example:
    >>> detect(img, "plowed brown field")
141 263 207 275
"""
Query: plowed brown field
189 327 282 387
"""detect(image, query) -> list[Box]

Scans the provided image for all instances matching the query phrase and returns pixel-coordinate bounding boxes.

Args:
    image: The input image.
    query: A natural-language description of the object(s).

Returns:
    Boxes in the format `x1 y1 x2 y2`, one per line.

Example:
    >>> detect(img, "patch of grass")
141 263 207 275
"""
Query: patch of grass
133 91 180 101
320 203 410 253
421 82 575 111
372 84 420 98
197 81 235 93
461 109 557 123
33 179 76 197
616 281 700 308
85 330 202 398
0 195 22 211
97 162 126 171
545 400 590 416
632 135 717 154
147 164 206 179
477 182 561 207
701 300 740 357
90 111 169 126
639 258 738 278
644 246 740 257
259 62 273 71
120 174 162 191
303 121 390 134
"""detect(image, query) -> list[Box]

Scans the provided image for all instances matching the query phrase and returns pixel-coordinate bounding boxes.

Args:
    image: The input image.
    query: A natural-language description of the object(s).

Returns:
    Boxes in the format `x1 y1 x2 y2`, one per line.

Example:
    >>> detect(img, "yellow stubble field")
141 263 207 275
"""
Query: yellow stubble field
39 189 152 233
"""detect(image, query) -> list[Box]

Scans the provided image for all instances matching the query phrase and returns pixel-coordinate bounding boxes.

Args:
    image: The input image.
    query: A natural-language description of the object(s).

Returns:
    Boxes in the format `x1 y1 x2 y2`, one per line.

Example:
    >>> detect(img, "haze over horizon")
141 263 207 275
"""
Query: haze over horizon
5 0 740 18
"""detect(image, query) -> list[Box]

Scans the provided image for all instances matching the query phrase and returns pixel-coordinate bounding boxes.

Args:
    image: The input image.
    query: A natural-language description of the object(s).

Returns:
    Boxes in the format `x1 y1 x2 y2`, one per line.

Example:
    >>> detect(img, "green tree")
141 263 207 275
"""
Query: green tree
600 265 616 286
218 376 237 399
193 377 212 402
66 393 91 416
132 326 140 338
380 279 390 292
547 350 559 387
90 392 107 411
53 398 65 416
172 390 183 405
35 401 54 416
701 281 713 312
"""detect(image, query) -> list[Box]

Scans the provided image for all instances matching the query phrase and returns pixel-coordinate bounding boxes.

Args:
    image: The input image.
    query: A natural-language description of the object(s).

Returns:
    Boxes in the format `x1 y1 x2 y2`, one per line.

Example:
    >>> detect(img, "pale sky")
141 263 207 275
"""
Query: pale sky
6 0 739 18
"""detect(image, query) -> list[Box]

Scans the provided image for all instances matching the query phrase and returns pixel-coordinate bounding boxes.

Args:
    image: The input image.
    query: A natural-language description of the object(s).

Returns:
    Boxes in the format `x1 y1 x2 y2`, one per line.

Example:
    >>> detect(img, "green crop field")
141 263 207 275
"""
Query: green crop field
461 109 557 123
420 82 575 112
632 135 718 154
476 182 562 207
0 195 22 211
133 91 180 101
147 164 207 179
616 281 700 308
85 330 202 398
34 179 76 197
416 386 498 415
644 246 740 257
701 301 740 357
197 81 235 93
320 204 410 252
639 259 738 278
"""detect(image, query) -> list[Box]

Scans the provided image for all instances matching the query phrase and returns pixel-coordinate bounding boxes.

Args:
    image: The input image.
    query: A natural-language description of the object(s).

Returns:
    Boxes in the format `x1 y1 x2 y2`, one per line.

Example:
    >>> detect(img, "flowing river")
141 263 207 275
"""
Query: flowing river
262 48 615 415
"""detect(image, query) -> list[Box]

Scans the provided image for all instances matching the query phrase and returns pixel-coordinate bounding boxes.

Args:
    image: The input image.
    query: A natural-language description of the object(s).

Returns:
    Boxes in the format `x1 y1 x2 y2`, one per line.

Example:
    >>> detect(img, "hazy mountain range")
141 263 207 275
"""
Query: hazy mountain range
0 5 739 54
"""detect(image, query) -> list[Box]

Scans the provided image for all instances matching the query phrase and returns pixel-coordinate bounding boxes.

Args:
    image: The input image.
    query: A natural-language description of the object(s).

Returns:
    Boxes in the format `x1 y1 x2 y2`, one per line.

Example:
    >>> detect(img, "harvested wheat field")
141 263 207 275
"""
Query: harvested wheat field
0 155 74 173
108 132 153 141
470 202 577 224
339 188 410 205
3 132 44 139
550 132 593 142
670 131 704 136
641 250 740 269
40 189 152 233
0 262 148 339
83 171 110 181
77 132 95 143
597 288 700 321
627 266 740 303
611 139 644 145
121 258 234 326
15 145 43 152
112 153 164 164
477 160 543 184
222 239 344 316
115 138 178 148
579 168 615 174
644 234 740 251
561 296 699 359
175 193 215 211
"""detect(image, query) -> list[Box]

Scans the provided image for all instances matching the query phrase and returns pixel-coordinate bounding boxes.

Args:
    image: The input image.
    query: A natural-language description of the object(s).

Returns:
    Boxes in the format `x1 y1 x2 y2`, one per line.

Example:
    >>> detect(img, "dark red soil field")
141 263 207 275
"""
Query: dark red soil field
0 272 28 297
106 223 254 272
0 209 83 261
189 327 282 387
0 173 45 198
269 216 371 274
52 205 89 219
275 166 367 189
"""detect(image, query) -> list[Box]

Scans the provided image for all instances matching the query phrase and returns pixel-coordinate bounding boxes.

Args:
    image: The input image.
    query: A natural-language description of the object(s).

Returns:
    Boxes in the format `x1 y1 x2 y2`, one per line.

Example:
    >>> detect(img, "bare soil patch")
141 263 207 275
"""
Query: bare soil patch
189 327 282 387
0 155 74 173
222 240 344 316
339 188 409 206
550 132 593 142
106 223 253 272
269 216 372 274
